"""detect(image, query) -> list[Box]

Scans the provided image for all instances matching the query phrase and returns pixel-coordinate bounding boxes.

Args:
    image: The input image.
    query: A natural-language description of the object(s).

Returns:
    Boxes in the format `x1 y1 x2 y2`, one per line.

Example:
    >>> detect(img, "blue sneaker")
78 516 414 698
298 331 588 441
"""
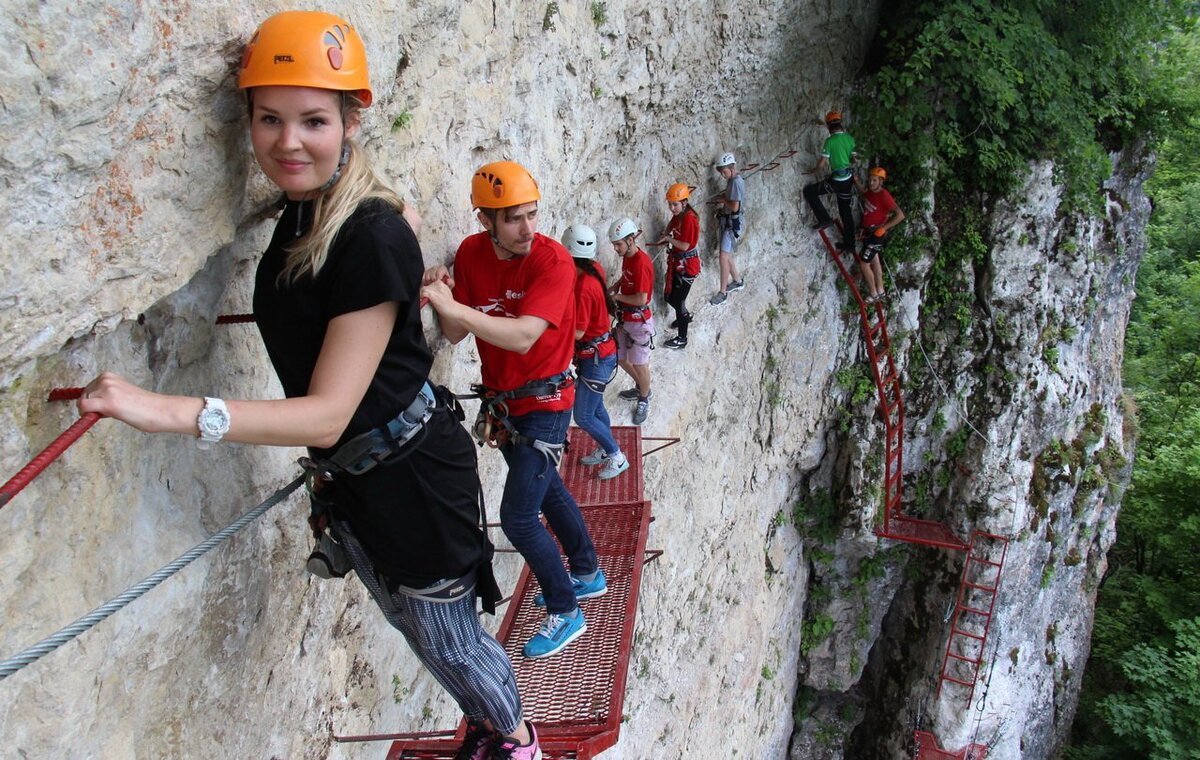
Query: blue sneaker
534 568 608 607
523 609 587 659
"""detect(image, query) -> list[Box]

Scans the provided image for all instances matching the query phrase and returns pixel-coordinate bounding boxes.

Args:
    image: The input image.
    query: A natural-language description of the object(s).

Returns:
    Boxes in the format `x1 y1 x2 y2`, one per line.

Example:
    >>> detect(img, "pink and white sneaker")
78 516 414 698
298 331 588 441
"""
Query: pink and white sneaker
491 721 542 759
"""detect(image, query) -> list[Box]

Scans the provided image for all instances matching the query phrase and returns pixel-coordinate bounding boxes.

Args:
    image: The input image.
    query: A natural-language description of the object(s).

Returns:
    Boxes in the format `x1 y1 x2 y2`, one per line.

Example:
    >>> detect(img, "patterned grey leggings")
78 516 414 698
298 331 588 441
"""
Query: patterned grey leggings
336 521 522 734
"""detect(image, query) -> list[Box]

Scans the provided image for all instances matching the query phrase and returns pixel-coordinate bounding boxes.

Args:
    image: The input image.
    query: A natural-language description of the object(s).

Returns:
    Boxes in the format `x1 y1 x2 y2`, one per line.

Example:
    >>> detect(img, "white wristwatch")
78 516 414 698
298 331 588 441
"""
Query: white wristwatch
197 397 231 450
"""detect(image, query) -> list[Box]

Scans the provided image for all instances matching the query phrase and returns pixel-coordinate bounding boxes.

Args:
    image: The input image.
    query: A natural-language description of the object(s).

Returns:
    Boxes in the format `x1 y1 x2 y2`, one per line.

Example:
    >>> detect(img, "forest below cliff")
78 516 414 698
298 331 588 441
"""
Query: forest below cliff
855 2 1198 758
1065 27 1200 760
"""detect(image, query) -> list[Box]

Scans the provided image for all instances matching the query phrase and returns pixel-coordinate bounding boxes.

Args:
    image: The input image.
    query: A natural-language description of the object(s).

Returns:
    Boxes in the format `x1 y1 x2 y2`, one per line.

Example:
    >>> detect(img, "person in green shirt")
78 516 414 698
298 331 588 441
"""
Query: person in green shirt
803 110 857 251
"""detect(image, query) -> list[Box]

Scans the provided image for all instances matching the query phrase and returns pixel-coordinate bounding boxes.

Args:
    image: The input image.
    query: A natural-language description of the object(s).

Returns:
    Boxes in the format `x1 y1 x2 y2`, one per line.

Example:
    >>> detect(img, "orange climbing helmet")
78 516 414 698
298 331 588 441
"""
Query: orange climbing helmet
825 110 842 124
238 11 373 107
471 161 542 209
869 166 887 180
666 183 691 202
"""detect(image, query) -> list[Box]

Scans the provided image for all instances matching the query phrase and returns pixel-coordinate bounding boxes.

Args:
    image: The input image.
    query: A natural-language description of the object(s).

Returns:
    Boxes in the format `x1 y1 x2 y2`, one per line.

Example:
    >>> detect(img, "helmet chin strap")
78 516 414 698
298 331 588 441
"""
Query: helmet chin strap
484 211 529 260
317 142 351 193
490 232 528 260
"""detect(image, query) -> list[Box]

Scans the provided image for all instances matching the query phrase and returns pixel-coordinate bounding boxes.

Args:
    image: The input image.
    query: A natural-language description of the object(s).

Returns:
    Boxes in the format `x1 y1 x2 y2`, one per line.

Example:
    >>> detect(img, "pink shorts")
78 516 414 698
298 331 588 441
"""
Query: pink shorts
616 318 655 365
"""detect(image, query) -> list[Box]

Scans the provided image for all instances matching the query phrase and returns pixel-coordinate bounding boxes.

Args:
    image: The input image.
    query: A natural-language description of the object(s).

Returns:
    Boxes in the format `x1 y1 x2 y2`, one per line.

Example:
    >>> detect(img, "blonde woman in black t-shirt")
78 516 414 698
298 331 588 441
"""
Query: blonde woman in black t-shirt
79 11 541 759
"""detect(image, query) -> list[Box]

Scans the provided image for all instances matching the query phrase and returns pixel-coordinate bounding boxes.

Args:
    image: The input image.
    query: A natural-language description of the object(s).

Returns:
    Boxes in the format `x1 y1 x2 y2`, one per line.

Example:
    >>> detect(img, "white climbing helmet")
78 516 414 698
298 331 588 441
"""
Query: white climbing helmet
561 224 598 259
608 217 639 242
715 152 736 168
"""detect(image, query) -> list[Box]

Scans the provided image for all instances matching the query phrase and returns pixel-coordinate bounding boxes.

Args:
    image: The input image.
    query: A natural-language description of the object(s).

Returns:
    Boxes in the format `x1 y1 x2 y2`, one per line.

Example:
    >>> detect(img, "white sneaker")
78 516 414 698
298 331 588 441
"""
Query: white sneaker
580 448 608 466
597 453 629 480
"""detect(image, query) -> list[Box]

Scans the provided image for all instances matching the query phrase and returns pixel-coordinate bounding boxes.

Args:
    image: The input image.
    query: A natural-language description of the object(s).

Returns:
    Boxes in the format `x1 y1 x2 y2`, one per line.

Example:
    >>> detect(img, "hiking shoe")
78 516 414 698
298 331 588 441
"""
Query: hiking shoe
523 609 587 658
454 720 495 760
534 568 608 607
664 335 688 349
709 291 728 306
632 398 649 425
491 721 542 759
598 453 630 480
617 387 640 400
580 447 609 466
727 278 745 292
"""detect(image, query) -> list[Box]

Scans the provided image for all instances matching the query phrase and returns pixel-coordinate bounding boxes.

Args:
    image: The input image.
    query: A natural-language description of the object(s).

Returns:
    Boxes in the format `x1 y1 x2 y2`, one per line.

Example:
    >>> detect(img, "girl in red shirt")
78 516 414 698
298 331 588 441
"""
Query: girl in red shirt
654 183 701 349
561 224 629 480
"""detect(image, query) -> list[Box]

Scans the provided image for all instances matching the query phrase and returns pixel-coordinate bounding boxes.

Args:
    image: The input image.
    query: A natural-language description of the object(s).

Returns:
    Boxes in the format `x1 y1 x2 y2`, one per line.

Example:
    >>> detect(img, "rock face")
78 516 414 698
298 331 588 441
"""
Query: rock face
0 2 1141 759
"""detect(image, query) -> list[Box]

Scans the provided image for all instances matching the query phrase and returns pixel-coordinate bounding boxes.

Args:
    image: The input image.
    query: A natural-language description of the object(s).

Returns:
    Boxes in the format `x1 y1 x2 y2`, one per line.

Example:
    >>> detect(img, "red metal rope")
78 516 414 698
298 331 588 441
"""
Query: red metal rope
215 313 256 324
0 413 103 510
47 387 84 402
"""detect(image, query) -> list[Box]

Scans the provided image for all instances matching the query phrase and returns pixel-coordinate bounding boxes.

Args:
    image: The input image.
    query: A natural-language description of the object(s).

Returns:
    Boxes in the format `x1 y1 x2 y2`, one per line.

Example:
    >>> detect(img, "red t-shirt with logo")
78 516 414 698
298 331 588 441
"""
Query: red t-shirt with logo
861 188 898 228
452 231 575 415
667 208 701 277
574 261 616 360
618 247 654 322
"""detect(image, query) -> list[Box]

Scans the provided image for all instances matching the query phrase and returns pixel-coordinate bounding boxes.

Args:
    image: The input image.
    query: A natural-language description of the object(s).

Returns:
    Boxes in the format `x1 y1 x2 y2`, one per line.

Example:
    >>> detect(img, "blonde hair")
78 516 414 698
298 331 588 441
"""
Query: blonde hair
261 92 405 284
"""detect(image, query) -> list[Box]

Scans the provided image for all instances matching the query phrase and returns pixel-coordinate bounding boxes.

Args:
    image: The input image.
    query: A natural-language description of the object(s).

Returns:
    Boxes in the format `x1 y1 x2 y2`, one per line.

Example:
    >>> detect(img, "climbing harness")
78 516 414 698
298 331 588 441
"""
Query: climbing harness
574 333 619 393
717 210 744 239
464 371 574 459
618 304 652 322
296 382 439 579
669 247 701 281
298 382 437 482
858 226 886 263
574 331 613 359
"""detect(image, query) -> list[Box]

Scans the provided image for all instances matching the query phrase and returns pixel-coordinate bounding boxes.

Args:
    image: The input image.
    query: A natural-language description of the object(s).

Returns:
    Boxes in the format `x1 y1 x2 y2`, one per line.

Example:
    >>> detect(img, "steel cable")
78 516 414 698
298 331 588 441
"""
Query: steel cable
0 474 304 680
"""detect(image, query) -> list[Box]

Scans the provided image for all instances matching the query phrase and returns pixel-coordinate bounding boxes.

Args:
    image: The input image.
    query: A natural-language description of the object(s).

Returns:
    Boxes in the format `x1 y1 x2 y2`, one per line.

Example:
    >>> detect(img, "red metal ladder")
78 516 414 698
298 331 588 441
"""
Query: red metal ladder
937 531 1009 700
817 227 968 551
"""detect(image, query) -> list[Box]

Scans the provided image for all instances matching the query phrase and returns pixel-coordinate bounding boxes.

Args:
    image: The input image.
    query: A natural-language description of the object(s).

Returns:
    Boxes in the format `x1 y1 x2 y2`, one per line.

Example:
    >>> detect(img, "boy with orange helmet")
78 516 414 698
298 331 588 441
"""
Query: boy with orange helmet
422 162 605 675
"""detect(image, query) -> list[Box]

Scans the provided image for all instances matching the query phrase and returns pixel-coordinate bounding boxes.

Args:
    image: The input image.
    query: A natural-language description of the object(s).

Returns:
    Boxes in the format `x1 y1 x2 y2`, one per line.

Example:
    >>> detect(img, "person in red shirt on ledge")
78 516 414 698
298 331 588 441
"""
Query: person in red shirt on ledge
653 183 702 349
609 217 655 425
421 161 606 670
854 166 906 303
560 223 629 480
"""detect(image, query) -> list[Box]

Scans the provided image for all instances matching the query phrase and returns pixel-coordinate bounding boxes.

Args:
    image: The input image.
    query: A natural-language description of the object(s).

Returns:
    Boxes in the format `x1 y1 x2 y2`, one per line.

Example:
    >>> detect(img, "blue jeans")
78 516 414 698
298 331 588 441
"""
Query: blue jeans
573 353 619 456
500 409 598 614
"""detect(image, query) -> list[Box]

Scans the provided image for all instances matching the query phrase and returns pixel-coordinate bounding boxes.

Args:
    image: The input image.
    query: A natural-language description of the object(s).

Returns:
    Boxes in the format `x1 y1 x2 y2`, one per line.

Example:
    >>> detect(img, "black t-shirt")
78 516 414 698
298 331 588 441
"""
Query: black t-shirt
254 198 431 451
253 198 486 587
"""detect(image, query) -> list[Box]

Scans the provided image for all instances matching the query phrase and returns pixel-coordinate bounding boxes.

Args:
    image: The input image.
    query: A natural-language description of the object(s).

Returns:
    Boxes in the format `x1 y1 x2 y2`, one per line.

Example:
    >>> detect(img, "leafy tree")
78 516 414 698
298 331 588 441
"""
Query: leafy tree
853 0 1194 213
1097 617 1200 760
1067 20 1200 759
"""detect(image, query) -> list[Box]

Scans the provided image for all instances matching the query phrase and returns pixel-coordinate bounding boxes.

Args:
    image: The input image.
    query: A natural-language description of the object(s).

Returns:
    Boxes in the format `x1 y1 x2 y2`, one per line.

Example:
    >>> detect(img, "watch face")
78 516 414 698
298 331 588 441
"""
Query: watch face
200 408 231 436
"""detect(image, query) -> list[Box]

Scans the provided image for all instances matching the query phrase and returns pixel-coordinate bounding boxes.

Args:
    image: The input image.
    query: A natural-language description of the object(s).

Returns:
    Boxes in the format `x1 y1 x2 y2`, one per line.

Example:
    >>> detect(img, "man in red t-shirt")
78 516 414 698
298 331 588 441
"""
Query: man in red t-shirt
608 217 655 425
421 161 603 662
854 166 906 303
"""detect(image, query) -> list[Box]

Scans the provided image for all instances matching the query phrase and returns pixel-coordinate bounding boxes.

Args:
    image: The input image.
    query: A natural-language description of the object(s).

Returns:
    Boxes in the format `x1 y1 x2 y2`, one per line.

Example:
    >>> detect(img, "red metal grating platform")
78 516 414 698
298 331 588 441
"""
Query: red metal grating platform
385 499 653 760
913 730 988 759
877 516 969 552
561 426 645 506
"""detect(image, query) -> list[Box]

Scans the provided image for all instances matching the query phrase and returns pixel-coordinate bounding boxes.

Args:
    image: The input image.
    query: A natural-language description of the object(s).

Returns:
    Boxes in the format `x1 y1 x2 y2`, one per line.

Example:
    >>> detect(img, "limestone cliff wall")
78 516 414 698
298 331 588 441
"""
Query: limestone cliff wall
0 2 1140 759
